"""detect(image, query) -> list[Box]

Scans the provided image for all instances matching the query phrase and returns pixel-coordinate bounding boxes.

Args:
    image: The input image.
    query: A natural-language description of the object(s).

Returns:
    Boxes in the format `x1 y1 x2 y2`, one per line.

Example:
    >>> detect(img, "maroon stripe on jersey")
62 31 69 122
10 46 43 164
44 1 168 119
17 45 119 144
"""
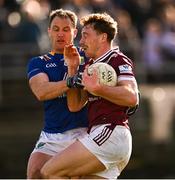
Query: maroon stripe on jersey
93 126 113 146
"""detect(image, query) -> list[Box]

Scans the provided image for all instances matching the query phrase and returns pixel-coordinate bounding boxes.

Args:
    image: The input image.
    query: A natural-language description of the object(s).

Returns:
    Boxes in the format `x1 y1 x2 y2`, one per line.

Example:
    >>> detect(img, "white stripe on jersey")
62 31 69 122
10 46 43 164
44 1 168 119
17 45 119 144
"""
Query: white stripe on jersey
118 75 136 82
63 72 68 80
121 57 133 67
93 47 119 63
28 68 40 77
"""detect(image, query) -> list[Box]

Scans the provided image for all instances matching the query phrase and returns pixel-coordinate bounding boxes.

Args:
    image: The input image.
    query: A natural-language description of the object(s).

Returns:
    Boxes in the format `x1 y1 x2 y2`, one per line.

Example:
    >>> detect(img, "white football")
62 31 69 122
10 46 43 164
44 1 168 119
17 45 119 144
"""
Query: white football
87 62 117 86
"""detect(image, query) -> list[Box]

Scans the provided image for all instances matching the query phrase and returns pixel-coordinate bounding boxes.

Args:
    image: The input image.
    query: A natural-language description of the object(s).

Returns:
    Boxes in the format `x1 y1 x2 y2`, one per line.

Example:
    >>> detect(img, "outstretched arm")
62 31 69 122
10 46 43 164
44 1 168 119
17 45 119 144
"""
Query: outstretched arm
64 44 88 112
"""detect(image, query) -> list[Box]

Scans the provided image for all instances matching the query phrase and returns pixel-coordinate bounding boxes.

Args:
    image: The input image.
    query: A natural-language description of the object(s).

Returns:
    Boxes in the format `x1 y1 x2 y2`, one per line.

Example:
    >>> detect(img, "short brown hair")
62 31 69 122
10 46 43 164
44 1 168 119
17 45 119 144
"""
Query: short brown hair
49 9 77 28
80 13 118 42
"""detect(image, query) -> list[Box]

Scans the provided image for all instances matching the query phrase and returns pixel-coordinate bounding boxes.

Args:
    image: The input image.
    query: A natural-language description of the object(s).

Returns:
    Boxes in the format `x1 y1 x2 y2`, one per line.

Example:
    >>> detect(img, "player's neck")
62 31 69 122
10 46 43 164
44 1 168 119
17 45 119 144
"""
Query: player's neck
51 48 64 55
95 43 111 60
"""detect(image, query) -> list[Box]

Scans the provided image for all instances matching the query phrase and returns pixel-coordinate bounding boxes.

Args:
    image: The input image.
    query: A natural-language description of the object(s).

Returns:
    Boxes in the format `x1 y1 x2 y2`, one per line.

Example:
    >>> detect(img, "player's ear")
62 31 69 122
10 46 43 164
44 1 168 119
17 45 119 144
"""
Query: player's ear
101 33 107 42
73 29 78 38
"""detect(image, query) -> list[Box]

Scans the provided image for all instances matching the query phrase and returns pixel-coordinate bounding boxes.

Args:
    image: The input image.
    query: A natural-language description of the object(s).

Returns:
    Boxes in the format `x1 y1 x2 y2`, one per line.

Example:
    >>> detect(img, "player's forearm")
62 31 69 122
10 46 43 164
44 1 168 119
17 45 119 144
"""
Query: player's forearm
67 88 88 112
67 65 78 76
93 84 138 107
31 80 69 101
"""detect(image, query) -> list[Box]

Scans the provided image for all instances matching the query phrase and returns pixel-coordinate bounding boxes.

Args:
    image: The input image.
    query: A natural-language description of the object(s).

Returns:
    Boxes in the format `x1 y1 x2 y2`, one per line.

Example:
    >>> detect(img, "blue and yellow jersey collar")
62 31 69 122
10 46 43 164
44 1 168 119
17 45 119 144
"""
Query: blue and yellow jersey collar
49 51 63 56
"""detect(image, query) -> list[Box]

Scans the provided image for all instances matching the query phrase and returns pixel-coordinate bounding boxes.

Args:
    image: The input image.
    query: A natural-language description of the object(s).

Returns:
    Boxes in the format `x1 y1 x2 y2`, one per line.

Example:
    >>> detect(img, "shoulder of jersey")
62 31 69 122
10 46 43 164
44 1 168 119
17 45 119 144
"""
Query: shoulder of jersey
31 54 52 62
96 47 120 65
39 54 52 61
110 48 133 65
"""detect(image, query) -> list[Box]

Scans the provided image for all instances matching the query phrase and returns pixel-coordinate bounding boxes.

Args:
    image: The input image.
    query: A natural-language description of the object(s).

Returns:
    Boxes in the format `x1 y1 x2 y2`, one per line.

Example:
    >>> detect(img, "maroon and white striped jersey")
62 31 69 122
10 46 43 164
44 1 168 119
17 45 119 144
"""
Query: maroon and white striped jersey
86 47 136 130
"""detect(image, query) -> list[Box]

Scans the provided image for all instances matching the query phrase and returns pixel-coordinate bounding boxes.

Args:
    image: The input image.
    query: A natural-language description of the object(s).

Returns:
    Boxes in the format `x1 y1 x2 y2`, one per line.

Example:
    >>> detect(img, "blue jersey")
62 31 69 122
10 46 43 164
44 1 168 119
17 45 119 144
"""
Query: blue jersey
27 50 88 133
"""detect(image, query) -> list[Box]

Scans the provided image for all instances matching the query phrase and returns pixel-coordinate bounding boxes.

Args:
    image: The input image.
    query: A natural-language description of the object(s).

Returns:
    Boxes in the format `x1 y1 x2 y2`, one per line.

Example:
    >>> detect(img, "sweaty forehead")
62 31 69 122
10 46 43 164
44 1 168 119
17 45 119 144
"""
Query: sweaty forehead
51 16 73 27
82 24 95 33
83 24 94 30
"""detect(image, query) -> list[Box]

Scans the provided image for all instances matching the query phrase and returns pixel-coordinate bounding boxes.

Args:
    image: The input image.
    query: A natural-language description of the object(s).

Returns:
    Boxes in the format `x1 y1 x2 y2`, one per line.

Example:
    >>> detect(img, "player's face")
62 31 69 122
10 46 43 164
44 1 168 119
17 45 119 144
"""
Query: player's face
80 25 103 59
48 16 77 53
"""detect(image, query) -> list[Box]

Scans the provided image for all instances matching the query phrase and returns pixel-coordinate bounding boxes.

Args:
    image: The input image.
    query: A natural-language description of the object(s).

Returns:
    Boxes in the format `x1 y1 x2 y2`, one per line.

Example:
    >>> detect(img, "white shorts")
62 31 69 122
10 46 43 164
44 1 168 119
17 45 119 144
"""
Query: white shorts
79 124 132 179
32 127 87 156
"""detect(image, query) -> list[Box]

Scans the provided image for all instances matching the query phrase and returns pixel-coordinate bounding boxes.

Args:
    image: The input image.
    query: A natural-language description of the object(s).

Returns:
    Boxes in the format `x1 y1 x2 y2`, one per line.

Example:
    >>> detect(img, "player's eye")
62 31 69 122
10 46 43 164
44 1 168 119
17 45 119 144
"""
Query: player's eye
63 27 70 32
82 34 87 39
52 26 59 31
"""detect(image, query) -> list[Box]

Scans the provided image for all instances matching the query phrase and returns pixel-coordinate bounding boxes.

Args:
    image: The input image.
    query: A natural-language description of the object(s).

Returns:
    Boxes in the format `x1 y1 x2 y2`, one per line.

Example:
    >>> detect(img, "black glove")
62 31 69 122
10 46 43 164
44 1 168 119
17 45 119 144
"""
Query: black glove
126 91 141 116
66 72 84 88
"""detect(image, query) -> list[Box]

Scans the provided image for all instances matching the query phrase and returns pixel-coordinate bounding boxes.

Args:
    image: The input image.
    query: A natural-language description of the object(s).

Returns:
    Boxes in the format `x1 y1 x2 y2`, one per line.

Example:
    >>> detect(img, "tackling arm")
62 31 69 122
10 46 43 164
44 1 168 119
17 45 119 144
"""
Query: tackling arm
29 73 69 101
64 44 88 112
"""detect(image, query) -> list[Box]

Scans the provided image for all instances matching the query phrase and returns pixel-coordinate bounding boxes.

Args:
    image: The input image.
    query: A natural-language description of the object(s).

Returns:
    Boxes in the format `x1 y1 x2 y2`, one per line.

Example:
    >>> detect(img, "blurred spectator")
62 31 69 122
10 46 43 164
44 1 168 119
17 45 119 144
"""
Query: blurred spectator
63 0 92 18
0 0 175 82
90 0 116 16
0 0 7 42
27 0 51 52
161 3 175 62
142 18 164 83
113 0 154 38
14 13 41 44
115 9 141 61
0 0 17 42
62 0 93 45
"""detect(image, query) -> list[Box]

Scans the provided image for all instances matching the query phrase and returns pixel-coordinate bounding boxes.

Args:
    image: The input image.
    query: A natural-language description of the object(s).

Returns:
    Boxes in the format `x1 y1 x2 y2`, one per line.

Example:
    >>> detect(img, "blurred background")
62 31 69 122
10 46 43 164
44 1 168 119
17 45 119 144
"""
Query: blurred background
0 0 175 178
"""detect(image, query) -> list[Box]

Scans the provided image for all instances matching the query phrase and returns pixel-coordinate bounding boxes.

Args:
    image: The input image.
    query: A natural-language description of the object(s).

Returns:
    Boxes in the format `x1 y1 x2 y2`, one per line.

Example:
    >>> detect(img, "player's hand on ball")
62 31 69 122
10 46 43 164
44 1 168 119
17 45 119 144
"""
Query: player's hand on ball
82 62 117 95
82 66 101 95
87 62 117 87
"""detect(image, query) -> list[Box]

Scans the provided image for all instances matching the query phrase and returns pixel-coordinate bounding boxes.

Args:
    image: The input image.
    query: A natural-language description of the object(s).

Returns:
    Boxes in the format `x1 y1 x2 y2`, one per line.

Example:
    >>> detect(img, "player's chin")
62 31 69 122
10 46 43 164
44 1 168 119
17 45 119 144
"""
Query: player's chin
55 45 64 52
56 42 66 48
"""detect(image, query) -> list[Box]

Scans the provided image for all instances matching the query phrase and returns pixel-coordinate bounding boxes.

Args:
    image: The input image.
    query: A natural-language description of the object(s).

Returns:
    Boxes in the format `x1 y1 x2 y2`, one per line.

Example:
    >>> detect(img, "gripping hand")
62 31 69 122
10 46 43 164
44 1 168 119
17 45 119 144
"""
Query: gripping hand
66 72 84 88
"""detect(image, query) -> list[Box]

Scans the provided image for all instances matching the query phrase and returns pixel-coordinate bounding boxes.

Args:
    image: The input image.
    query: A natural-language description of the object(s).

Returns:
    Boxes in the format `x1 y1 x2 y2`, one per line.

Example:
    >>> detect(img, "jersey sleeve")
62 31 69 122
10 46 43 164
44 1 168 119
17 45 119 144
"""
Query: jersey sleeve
27 56 45 80
111 54 136 82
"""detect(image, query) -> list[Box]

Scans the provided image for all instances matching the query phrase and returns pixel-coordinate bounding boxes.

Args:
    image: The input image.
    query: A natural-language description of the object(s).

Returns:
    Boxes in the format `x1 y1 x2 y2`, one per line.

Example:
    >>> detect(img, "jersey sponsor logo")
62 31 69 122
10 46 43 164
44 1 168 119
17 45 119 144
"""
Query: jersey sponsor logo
119 64 132 74
46 63 57 68
88 96 101 102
